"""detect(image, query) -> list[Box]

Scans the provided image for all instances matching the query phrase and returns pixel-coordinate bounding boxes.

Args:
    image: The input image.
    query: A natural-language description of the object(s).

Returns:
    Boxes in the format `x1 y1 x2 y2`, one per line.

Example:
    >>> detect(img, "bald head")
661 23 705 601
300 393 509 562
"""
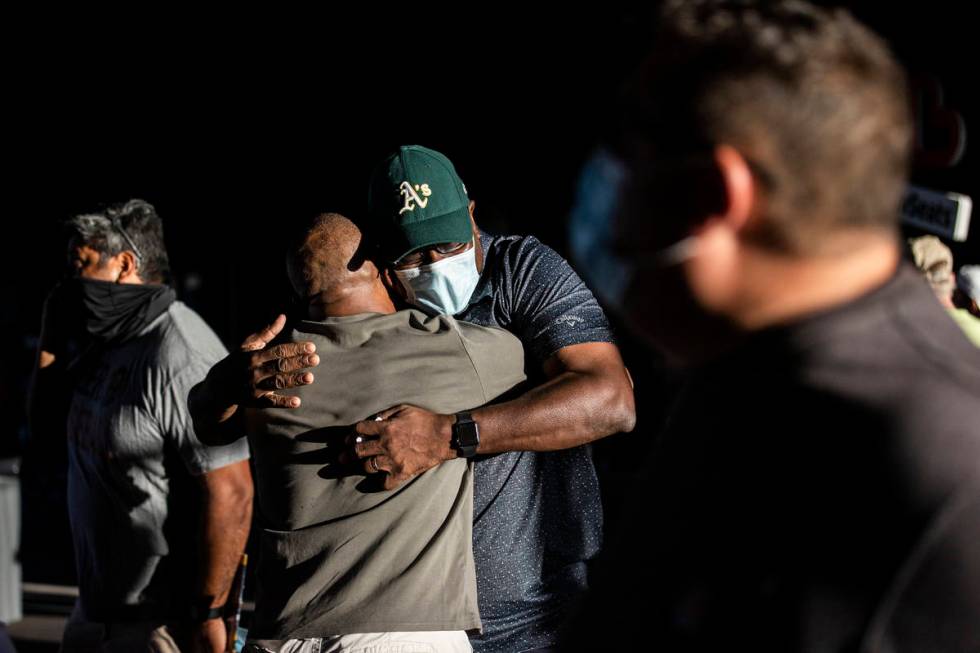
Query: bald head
287 213 392 317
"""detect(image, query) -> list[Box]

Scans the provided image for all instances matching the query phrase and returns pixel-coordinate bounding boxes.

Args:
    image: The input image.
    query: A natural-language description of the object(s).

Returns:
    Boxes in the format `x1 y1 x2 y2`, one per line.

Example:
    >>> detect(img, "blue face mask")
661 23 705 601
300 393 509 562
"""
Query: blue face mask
393 243 481 316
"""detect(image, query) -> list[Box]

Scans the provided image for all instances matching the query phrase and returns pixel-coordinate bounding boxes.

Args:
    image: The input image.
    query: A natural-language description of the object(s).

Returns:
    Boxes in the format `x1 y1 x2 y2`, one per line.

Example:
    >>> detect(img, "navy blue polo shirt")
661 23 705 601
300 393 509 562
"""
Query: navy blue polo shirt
457 231 614 653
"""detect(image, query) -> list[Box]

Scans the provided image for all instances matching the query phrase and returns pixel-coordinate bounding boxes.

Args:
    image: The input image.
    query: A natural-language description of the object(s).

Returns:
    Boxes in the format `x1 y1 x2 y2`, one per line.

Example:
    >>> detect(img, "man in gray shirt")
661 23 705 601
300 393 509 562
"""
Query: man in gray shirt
32 200 252 653
194 214 526 653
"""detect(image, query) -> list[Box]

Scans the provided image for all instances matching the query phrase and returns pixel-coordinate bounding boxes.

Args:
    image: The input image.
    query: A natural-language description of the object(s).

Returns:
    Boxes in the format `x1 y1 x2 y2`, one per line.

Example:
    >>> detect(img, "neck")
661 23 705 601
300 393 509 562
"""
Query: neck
308 286 396 320
730 231 900 331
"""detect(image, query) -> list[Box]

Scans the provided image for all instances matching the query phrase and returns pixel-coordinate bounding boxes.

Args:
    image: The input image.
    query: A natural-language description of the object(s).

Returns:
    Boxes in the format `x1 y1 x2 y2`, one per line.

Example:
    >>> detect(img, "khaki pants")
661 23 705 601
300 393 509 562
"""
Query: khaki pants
246 631 472 653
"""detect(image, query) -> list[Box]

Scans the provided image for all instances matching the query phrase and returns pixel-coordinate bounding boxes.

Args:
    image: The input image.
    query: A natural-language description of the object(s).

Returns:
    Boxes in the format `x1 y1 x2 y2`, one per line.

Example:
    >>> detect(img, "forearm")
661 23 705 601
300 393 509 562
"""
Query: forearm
471 367 635 455
197 469 253 608
353 343 635 488
188 332 317 446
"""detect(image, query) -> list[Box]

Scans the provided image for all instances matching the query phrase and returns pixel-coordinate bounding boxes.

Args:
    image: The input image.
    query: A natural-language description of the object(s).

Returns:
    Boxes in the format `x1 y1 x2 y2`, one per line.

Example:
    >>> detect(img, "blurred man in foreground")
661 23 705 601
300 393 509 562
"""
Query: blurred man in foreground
575 1 980 651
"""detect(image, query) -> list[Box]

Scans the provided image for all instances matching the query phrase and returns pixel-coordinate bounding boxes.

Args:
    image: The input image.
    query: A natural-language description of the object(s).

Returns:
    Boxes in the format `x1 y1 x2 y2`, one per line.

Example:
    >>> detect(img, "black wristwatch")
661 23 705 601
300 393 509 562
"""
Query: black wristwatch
451 411 480 458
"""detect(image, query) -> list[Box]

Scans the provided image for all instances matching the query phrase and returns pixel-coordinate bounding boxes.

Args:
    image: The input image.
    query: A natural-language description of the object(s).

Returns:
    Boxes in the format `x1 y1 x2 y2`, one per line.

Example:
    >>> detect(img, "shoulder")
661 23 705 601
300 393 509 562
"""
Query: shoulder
152 301 229 379
484 232 563 273
480 232 583 302
453 318 524 352
294 310 454 347
785 273 980 492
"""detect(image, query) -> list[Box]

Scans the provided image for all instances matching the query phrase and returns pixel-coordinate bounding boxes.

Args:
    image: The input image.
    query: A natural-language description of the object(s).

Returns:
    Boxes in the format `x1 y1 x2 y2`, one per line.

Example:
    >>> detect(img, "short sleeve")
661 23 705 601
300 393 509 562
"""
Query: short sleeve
505 237 615 363
159 360 250 476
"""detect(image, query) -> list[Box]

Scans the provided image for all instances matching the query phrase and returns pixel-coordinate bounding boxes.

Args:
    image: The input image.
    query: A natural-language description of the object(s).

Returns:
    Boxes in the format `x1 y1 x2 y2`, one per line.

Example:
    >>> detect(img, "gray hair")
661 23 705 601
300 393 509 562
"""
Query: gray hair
66 199 171 284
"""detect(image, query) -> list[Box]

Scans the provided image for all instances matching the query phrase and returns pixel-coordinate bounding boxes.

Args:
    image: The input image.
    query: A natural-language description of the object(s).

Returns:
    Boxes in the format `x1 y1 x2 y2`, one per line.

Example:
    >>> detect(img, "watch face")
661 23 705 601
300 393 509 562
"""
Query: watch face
455 420 479 447
453 414 479 457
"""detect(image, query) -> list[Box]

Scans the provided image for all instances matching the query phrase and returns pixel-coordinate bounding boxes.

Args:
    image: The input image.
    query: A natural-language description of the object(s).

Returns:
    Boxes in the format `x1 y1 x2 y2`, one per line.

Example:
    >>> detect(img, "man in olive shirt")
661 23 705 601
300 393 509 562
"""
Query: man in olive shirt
194 214 526 653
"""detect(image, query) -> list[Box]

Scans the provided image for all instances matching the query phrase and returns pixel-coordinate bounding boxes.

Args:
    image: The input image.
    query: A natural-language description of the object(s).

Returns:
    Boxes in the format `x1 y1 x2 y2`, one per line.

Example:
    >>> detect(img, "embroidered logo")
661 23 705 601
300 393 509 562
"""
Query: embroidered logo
399 181 432 214
554 315 585 328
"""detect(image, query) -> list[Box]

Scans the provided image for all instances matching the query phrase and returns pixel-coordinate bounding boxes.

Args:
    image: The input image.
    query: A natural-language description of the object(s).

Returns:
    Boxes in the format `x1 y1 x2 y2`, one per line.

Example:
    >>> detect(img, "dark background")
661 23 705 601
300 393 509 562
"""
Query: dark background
2 3 977 587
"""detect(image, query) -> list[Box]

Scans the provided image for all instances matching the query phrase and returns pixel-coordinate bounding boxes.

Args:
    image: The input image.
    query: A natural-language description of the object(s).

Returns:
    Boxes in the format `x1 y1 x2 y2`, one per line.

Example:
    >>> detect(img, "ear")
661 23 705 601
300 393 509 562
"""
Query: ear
711 144 756 235
116 250 143 284
380 266 407 301
679 145 757 315
468 200 476 218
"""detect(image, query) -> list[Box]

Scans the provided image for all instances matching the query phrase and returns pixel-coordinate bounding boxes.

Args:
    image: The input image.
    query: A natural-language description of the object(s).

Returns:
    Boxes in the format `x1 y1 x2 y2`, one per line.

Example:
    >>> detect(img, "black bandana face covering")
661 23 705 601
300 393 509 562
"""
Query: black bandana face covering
69 277 176 344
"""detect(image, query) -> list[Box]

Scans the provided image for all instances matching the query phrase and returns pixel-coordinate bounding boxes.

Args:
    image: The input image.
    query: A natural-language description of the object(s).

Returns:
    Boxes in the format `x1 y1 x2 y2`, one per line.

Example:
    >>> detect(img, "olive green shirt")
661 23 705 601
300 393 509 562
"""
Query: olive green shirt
246 310 526 639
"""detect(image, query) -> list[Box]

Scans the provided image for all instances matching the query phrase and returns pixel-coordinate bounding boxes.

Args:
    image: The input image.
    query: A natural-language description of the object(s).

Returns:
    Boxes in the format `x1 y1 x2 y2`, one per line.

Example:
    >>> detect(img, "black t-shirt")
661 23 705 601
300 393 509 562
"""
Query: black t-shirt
457 231 615 653
576 264 980 652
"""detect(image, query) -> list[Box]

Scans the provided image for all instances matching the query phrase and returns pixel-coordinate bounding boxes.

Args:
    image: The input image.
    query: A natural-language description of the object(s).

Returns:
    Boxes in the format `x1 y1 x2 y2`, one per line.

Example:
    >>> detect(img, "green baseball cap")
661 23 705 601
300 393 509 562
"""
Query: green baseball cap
368 145 473 262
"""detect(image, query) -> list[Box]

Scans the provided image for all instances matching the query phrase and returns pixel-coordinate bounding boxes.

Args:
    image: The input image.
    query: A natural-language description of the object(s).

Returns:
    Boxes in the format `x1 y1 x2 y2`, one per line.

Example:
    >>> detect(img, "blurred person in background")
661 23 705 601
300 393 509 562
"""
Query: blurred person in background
909 235 980 346
954 264 980 318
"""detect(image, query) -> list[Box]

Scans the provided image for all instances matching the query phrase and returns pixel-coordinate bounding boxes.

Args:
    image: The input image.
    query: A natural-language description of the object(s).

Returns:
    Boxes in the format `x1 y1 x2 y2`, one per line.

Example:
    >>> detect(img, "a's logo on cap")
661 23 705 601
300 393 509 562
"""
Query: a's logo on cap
399 181 432 214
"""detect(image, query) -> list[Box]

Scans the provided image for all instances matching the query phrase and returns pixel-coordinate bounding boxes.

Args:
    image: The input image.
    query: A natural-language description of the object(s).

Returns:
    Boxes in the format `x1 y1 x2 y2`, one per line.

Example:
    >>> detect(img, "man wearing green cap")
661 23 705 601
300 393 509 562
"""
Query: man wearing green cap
187 145 635 652
347 145 637 652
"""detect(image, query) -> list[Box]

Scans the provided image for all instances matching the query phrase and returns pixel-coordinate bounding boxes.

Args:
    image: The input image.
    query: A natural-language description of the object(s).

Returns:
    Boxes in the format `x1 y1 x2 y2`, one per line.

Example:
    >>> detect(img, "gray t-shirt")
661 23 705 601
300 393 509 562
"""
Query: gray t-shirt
66 301 250 621
245 310 526 640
